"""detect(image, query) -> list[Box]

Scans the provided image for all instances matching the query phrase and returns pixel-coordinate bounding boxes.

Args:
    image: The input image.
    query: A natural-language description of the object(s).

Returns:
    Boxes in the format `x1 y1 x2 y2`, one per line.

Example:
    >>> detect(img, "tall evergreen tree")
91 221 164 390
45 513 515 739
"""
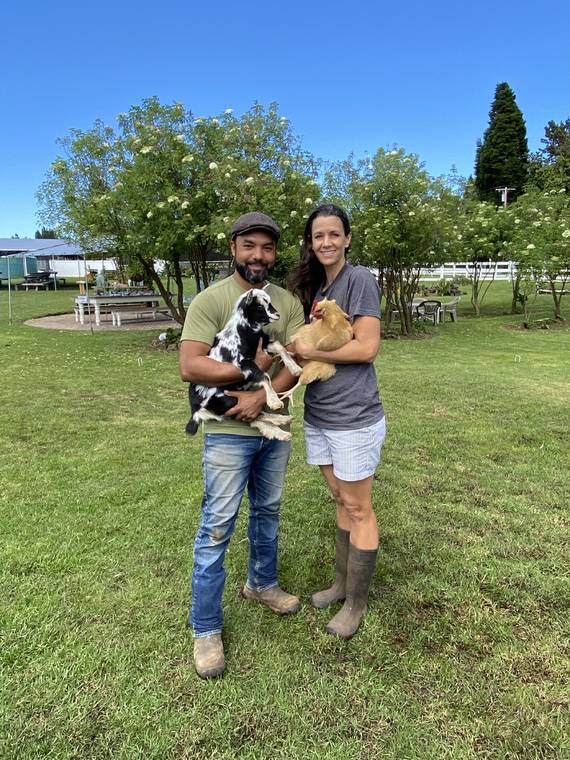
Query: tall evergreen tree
475 83 528 203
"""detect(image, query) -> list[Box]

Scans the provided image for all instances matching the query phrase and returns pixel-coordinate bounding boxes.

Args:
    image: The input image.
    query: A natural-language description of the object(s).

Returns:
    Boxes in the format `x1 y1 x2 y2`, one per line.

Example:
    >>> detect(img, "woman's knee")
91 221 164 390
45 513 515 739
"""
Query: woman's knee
340 498 373 524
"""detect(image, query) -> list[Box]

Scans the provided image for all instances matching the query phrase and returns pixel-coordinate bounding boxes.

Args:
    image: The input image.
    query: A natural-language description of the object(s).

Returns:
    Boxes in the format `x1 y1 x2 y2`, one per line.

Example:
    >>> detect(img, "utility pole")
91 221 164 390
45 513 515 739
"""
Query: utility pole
495 186 516 208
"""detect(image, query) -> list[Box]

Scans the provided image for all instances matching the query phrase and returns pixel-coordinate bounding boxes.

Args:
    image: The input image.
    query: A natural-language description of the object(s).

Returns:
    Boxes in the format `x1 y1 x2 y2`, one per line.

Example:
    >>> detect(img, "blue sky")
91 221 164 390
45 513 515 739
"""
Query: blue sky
2 0 569 237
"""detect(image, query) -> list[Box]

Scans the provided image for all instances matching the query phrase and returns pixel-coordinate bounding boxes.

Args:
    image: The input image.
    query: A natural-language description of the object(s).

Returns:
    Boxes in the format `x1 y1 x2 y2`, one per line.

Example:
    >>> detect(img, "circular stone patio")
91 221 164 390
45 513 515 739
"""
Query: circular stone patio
25 312 180 331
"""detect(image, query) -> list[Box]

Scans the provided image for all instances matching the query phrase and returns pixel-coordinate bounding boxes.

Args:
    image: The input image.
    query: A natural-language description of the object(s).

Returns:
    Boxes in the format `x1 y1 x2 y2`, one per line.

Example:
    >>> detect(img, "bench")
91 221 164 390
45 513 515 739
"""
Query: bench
73 302 115 323
15 272 63 291
536 287 568 295
17 279 51 291
111 305 170 327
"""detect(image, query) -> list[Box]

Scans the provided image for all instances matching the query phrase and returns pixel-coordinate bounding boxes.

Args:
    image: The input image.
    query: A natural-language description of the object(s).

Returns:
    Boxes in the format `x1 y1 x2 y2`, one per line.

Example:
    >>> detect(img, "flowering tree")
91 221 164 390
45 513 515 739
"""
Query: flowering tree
344 148 453 334
504 189 570 321
38 98 319 323
448 200 508 316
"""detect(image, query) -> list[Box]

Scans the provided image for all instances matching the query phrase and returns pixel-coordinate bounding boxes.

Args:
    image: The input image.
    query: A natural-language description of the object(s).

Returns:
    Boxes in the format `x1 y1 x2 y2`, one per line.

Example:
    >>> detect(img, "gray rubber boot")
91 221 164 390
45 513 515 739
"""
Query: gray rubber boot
310 528 350 609
325 544 378 639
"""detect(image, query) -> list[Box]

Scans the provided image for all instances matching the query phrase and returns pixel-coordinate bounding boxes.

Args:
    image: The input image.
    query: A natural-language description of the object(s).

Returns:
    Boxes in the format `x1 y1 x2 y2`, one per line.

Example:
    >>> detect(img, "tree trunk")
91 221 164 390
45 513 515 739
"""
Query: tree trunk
396 266 415 335
383 267 397 331
471 267 481 316
172 253 186 321
550 279 562 320
383 263 420 336
200 257 210 290
377 265 391 327
511 271 522 313
138 254 184 325
191 261 202 292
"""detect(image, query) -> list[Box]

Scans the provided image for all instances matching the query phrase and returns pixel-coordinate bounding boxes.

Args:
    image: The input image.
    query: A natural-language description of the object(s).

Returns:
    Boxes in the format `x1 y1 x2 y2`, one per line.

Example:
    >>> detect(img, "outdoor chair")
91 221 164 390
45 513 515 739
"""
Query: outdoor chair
414 300 441 325
440 296 460 322
388 304 401 322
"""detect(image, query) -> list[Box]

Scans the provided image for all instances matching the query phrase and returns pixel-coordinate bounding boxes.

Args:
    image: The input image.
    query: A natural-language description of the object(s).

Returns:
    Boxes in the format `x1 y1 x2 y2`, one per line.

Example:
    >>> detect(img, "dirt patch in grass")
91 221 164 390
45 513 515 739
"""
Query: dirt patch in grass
383 329 434 340
503 318 569 332
25 312 179 332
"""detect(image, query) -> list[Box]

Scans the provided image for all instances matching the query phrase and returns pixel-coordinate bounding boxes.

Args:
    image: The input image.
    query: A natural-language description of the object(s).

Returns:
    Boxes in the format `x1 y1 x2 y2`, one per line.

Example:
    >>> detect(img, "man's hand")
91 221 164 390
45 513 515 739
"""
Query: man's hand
255 339 275 373
224 388 267 421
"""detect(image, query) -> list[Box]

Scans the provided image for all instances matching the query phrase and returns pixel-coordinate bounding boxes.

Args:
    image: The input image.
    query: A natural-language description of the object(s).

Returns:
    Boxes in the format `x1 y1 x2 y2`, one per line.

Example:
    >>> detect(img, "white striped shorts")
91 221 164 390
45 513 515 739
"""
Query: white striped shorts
304 417 387 482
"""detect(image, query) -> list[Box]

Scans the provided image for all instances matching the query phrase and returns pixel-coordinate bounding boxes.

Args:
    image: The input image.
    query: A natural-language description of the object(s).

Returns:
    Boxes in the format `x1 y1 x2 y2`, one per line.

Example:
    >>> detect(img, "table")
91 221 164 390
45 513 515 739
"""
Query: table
17 271 59 291
74 293 164 326
390 299 444 324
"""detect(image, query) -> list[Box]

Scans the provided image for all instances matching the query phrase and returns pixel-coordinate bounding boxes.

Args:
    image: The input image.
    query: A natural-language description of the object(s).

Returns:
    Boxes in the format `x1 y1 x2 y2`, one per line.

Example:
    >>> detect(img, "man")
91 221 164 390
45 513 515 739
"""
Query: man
179 212 305 679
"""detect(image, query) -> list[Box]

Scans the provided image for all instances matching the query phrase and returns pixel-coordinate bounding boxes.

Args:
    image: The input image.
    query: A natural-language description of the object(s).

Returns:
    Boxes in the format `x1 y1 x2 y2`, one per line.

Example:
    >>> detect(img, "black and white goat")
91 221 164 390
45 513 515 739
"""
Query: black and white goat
186 288 302 441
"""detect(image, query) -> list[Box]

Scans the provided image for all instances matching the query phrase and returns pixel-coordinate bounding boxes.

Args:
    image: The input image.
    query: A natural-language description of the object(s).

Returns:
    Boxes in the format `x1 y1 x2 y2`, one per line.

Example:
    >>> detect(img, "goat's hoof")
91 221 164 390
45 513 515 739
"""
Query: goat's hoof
290 363 303 376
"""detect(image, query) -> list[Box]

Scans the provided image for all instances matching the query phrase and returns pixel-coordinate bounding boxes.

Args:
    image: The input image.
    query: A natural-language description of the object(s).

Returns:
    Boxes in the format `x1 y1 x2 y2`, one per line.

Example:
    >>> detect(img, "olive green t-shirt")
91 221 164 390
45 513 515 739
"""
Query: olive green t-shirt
181 276 305 436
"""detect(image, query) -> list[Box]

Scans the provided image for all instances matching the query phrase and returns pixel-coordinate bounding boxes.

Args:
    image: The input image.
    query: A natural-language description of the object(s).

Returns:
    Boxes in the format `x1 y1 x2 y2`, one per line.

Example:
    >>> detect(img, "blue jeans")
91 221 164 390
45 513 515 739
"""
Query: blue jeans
190 434 291 637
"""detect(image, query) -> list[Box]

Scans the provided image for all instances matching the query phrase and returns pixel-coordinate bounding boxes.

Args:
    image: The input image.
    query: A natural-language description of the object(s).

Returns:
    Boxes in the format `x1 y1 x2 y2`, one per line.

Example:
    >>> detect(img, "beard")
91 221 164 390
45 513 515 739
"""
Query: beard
235 261 272 285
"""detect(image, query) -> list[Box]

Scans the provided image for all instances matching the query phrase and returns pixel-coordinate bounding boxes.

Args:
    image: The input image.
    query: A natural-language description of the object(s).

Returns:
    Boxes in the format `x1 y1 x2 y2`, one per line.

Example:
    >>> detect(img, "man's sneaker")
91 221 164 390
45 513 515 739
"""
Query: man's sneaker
193 634 225 679
241 584 300 615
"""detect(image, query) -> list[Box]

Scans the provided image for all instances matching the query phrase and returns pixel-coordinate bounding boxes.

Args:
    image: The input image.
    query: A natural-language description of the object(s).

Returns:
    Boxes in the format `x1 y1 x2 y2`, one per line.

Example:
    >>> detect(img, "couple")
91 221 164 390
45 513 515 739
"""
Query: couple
179 205 386 679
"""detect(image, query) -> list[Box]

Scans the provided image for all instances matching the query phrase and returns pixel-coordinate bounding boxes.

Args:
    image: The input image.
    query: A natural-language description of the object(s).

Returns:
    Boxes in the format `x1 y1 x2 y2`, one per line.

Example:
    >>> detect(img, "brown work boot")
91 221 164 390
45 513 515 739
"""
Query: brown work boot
193 633 225 679
325 545 378 640
241 584 300 615
311 527 350 609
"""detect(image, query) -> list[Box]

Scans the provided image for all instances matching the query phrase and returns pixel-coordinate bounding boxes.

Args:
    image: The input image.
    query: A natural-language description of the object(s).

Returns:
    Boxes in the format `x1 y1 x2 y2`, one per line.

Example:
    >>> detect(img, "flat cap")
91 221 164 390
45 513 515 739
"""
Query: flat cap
230 212 281 241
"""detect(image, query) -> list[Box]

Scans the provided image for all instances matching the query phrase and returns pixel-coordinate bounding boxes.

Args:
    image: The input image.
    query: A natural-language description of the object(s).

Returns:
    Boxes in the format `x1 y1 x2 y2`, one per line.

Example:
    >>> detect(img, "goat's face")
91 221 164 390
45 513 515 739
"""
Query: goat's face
239 288 280 326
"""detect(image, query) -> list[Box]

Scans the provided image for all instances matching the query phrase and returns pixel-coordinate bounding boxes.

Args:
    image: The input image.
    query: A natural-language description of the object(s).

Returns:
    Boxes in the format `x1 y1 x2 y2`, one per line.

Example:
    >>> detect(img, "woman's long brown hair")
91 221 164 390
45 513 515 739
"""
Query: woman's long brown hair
288 203 351 317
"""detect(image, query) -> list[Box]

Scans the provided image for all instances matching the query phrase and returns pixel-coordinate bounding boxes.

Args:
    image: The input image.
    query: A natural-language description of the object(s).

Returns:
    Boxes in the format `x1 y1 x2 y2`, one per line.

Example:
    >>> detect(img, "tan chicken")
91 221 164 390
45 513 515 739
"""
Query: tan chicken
291 298 353 384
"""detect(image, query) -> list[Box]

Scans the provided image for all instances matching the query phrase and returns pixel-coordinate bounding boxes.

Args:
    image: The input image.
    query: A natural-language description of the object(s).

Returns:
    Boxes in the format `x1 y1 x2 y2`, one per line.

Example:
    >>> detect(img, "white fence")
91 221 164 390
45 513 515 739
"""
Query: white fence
419 261 517 281
36 257 118 278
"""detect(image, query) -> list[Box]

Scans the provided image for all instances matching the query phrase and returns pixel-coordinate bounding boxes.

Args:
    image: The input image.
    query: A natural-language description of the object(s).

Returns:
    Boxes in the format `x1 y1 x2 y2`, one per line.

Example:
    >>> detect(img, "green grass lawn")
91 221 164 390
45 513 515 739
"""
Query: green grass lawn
1 282 569 759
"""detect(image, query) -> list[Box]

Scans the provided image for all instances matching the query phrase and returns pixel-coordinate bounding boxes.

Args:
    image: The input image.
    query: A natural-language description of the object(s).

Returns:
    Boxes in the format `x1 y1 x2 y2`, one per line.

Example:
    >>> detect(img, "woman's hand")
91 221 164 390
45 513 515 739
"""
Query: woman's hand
290 337 314 361
292 317 379 366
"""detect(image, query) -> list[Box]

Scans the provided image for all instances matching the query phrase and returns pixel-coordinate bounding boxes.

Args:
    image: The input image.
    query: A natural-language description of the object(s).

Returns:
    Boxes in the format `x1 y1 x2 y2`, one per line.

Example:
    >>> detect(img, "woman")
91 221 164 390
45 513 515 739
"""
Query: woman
289 203 386 639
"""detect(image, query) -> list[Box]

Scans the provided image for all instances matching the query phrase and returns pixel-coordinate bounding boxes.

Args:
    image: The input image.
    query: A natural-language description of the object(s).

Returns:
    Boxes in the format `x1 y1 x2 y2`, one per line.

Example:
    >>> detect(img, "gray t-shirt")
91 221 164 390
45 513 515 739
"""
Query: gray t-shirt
303 263 384 430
